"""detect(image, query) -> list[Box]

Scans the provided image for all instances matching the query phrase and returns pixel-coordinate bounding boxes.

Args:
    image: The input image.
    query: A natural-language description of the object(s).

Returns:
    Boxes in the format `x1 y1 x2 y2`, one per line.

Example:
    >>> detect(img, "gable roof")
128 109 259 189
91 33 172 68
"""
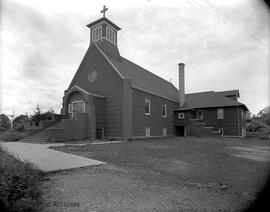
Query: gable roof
216 90 240 98
95 45 179 102
87 17 121 30
175 91 248 111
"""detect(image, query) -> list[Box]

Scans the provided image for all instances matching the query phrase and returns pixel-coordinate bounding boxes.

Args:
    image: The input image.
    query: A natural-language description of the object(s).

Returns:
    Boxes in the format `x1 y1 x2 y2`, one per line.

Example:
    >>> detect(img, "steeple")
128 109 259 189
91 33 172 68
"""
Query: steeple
87 6 121 46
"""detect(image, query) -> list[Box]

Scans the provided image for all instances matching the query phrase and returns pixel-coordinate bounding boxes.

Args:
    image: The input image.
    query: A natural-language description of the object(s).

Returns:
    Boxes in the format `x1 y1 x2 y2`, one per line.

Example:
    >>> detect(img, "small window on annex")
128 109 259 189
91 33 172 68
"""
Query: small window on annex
145 127 151 137
217 108 224 119
178 113 184 119
190 110 197 119
197 110 203 120
162 128 167 136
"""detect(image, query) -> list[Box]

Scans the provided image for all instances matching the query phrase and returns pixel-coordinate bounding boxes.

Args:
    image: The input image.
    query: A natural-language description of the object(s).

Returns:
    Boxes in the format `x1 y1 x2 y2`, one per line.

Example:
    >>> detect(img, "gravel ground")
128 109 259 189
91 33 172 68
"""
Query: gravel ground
41 137 270 212
41 165 234 212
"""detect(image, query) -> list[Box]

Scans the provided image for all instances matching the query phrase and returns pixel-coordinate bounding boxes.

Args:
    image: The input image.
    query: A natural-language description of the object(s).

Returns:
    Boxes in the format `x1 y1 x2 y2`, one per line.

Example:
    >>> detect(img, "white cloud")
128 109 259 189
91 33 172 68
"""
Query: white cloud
0 0 269 115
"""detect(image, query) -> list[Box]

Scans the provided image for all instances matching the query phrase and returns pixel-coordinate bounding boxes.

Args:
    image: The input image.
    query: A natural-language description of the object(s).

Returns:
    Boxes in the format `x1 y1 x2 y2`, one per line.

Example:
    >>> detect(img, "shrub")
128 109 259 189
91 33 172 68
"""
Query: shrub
0 114 11 132
0 146 44 212
0 132 27 142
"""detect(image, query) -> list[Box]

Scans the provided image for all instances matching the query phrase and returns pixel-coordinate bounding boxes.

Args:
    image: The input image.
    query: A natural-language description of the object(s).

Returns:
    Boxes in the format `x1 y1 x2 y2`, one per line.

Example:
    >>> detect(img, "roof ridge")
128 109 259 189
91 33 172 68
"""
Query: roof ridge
216 89 239 93
186 91 215 95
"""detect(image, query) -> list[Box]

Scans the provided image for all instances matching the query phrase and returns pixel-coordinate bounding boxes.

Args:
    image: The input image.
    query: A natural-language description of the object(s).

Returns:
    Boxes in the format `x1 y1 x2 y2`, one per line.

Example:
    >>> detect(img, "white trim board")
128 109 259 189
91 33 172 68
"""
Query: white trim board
66 85 105 99
93 43 125 79
88 20 119 32
92 37 118 47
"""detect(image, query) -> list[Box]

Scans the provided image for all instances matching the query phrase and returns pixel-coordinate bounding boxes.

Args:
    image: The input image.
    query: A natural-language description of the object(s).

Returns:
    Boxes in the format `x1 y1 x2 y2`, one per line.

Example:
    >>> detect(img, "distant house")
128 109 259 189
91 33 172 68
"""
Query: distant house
25 8 249 141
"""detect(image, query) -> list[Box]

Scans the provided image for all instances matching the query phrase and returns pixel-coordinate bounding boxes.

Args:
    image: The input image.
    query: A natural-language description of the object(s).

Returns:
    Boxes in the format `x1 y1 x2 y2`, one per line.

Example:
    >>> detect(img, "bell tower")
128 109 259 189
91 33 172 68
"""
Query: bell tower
87 6 121 46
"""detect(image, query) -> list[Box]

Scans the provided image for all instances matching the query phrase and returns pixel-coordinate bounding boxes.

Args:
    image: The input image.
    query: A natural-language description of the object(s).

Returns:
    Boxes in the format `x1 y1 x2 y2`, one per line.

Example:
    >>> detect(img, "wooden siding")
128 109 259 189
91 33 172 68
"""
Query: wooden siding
93 97 105 129
174 106 244 136
67 44 123 137
132 88 177 137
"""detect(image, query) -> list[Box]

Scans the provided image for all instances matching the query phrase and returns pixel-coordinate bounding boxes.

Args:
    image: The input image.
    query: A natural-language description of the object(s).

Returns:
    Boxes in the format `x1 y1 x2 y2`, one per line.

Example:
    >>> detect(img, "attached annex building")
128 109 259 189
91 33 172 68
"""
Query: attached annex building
57 11 248 140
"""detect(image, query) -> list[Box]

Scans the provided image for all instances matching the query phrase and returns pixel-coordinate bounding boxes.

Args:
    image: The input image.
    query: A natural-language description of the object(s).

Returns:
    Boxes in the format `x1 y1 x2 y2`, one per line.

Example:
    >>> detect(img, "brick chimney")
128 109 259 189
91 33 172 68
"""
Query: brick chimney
178 63 185 107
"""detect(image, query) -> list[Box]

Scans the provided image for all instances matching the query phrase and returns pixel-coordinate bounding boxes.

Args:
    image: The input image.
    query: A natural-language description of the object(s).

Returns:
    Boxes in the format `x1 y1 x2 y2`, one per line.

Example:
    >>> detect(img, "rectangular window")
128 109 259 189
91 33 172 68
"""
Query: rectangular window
190 110 197 119
112 30 115 43
106 27 116 44
190 110 203 120
163 128 167 136
72 101 85 113
106 27 109 39
95 28 98 41
109 29 112 41
178 113 184 119
162 102 167 117
217 108 224 119
145 127 150 137
98 26 102 39
145 97 151 115
197 110 203 120
92 29 95 41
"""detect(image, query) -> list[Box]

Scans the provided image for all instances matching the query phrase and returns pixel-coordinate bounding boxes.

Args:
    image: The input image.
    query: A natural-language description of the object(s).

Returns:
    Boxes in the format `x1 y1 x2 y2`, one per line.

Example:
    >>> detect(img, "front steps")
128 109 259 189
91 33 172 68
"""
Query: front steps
21 121 63 143
20 130 52 143
23 113 90 142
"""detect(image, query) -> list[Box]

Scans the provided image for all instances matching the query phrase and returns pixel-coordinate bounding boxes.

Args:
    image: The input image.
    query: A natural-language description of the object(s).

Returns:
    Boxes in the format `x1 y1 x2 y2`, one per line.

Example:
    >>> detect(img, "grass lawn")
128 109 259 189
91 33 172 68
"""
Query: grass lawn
43 137 270 211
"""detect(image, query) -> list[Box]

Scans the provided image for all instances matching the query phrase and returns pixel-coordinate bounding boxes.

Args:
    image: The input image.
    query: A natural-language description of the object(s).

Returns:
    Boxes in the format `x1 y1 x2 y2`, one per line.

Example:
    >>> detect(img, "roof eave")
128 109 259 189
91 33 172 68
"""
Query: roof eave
87 17 121 30
174 104 249 111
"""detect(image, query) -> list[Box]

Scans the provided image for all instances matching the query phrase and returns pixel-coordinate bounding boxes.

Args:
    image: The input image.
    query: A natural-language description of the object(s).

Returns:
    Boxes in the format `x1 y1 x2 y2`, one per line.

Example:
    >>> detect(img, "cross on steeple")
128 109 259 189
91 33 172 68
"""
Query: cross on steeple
101 5 108 18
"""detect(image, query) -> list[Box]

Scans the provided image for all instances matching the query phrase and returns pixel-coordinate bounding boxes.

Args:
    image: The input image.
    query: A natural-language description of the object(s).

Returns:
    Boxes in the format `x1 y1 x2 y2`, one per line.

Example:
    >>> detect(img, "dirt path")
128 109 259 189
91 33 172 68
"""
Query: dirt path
41 164 234 212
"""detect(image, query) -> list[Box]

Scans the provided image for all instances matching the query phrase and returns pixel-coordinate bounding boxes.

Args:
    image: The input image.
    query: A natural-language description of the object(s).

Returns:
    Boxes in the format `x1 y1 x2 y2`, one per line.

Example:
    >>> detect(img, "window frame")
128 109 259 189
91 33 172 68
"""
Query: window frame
178 112 184 119
162 102 167 117
145 127 151 137
145 97 151 115
217 108 224 119
92 26 102 42
72 100 85 113
162 128 167 136
106 26 116 45
197 110 203 120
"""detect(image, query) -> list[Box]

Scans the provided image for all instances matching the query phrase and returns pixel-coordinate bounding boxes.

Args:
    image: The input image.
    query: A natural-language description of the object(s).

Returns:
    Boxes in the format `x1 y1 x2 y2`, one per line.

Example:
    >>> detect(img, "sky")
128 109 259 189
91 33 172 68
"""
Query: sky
0 0 269 116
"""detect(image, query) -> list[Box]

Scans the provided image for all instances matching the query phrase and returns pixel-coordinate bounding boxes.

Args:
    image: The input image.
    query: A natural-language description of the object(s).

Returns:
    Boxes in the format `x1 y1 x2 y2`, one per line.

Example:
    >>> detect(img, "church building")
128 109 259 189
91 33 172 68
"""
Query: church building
26 7 248 141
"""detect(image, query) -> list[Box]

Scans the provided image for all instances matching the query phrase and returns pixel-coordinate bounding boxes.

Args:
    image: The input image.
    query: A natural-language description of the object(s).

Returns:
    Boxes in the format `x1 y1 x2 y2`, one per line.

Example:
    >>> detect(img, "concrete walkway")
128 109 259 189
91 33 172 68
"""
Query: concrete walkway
0 142 105 172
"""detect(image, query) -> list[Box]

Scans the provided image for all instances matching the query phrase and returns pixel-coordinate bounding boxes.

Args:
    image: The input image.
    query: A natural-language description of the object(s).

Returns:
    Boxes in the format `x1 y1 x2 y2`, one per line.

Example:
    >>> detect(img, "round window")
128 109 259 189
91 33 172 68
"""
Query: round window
88 70 97 83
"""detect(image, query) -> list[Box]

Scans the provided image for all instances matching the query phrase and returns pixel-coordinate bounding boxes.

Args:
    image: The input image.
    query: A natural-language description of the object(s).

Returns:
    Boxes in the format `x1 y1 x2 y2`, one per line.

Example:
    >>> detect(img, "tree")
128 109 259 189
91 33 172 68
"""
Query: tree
0 114 11 132
30 105 42 124
30 105 55 124
256 106 270 126
13 114 29 132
